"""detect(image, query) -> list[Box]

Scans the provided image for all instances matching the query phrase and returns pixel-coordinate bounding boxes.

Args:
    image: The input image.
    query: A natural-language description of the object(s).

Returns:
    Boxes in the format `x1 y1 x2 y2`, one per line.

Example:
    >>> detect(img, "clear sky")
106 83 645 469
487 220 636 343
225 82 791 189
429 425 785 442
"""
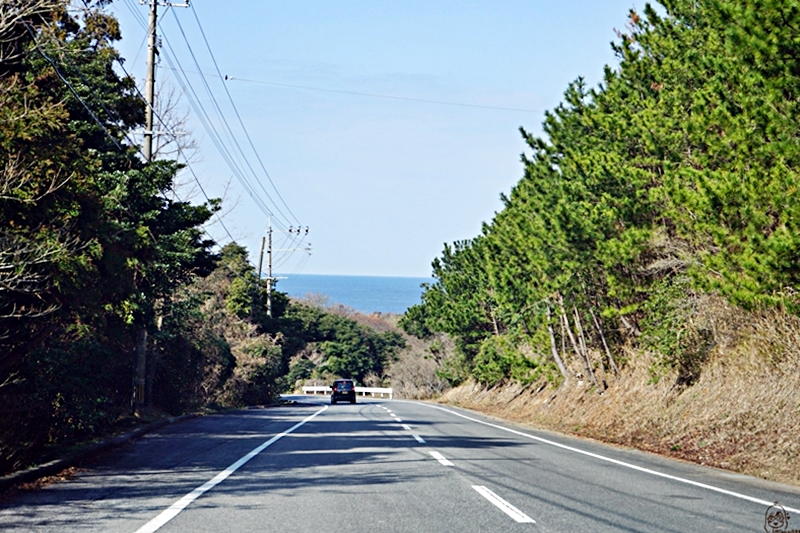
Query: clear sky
109 0 645 278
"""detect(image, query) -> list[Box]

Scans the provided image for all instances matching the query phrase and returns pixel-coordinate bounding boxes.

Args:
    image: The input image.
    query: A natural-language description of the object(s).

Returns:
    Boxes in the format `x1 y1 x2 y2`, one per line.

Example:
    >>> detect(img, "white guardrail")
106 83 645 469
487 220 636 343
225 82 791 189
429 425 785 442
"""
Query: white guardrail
301 386 393 399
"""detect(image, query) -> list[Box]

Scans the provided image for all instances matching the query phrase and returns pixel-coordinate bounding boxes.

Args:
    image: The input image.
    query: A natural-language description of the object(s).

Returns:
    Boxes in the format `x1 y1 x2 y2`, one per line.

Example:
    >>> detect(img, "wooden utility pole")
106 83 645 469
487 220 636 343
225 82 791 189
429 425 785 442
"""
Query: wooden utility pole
266 224 273 317
142 0 157 162
257 222 311 318
134 0 189 410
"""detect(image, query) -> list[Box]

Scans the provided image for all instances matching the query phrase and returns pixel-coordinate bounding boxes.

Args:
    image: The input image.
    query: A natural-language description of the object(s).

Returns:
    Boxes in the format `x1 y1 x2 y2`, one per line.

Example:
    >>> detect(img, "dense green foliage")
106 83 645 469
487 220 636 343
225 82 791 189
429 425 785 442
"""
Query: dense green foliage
403 0 800 386
0 2 405 475
279 302 406 384
0 1 222 472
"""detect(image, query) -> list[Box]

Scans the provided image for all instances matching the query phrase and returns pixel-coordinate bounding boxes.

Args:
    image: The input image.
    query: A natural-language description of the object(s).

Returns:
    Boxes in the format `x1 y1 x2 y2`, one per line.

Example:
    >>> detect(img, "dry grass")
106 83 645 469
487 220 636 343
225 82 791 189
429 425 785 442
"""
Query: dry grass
440 298 800 486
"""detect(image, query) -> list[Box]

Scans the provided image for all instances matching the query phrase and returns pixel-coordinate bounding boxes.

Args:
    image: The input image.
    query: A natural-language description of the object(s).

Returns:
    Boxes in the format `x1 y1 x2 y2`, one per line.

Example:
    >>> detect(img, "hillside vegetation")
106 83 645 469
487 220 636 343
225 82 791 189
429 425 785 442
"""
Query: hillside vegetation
0 2 407 476
401 0 800 484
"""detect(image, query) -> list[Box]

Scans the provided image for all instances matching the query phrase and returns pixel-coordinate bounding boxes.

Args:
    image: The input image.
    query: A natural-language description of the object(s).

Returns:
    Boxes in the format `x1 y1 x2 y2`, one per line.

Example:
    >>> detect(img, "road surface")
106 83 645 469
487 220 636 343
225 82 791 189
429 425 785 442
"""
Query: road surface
2 395 799 532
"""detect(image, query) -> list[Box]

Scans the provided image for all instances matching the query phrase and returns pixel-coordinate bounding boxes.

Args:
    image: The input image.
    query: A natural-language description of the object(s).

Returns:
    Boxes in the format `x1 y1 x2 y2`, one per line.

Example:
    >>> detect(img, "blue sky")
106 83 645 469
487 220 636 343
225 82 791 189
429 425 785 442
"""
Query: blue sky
110 0 645 277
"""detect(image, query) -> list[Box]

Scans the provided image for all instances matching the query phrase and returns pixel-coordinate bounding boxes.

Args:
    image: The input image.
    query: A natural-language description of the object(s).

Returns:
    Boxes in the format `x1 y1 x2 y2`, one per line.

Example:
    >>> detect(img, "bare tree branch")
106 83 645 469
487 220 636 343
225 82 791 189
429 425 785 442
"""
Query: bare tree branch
152 83 198 163
0 230 79 319
0 149 72 202
0 0 63 67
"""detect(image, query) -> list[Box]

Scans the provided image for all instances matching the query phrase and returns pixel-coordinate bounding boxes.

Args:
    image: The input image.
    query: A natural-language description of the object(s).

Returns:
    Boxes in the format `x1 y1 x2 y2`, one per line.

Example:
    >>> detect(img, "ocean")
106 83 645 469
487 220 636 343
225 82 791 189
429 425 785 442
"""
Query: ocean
274 274 433 315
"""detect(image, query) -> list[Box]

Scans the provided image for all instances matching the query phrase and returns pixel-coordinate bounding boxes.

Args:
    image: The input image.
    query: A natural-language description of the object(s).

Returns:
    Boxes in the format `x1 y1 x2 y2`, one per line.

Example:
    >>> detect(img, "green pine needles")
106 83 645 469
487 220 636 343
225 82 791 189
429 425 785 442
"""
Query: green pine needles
403 0 800 387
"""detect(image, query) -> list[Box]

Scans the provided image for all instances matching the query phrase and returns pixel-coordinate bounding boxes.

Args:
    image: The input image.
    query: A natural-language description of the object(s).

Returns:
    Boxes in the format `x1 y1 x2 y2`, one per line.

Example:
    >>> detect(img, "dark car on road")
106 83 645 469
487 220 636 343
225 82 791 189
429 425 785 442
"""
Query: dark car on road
331 379 356 404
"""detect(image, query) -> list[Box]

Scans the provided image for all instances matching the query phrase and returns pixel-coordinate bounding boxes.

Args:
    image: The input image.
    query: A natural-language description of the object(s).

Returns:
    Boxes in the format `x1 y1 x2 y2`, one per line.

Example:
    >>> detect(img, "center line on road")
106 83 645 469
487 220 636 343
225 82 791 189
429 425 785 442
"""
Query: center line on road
472 485 535 523
430 451 454 466
133 406 328 533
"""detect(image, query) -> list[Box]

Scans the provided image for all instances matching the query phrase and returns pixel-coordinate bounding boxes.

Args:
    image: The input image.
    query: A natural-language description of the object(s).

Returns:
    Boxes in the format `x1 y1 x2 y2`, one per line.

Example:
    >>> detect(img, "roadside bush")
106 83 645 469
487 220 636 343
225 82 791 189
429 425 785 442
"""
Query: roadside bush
287 358 315 387
219 338 286 406
0 335 130 473
387 334 452 398
640 276 715 385
470 335 549 387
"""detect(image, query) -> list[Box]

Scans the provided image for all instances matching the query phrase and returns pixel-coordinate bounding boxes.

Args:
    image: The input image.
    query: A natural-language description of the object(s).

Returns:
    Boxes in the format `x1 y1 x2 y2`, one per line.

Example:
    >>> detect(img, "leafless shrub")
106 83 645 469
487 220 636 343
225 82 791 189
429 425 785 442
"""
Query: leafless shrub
0 230 78 318
151 84 198 163
0 0 63 67
1 151 68 202
387 333 452 399
294 292 330 309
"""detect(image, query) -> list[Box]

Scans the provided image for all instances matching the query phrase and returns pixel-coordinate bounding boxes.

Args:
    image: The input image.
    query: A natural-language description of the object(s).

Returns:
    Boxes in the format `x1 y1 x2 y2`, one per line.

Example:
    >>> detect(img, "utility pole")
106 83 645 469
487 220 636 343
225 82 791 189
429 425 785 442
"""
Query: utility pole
257 236 266 279
257 221 311 318
142 0 157 161
134 0 189 411
266 224 273 317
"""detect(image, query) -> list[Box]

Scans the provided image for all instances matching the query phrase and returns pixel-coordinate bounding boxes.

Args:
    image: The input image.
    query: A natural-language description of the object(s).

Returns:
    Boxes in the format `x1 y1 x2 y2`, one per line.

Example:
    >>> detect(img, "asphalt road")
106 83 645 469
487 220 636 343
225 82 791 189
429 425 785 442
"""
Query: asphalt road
2 395 800 532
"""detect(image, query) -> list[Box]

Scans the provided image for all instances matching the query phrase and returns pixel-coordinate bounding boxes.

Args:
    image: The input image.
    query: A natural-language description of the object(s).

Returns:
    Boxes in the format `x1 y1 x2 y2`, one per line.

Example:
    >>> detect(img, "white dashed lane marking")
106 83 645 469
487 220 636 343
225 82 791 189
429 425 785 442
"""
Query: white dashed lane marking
383 406 425 443
472 485 536 524
430 451 454 466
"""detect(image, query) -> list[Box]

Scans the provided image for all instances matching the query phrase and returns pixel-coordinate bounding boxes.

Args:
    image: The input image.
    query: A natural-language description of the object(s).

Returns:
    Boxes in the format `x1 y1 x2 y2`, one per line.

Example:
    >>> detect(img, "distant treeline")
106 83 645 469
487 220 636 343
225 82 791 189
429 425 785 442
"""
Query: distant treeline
0 2 402 475
402 0 800 386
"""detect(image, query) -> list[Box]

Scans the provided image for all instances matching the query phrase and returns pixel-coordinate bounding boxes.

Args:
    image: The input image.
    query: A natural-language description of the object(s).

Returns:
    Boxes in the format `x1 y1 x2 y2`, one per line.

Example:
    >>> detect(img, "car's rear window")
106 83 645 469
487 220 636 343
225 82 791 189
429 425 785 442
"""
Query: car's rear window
334 381 353 390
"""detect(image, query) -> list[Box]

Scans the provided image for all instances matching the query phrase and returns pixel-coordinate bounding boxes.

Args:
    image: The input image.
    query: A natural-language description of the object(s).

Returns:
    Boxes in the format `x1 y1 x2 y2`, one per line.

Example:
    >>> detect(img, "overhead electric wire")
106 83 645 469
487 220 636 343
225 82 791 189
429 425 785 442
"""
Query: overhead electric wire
188 3 302 227
29 8 250 281
120 0 272 226
115 0 310 274
226 77 544 114
24 23 125 152
108 12 242 248
169 11 294 229
43 15 141 153
114 55 240 249
160 47 278 221
159 66 542 114
73 1 302 283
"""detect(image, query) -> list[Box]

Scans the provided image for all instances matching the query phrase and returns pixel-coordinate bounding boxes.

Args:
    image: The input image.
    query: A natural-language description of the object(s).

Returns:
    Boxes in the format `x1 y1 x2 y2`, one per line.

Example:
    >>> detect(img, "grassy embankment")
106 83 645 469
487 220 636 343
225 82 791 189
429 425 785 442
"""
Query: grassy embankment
437 297 800 487
297 302 800 486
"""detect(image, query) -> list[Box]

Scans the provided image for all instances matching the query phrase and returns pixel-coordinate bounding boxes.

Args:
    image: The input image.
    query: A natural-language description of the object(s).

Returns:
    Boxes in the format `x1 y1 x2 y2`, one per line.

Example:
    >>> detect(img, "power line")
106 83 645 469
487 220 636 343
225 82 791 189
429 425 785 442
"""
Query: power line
120 0 275 226
116 0 311 274
57 5 305 345
188 3 302 227
41 21 142 153
170 11 295 228
24 23 124 152
164 68 543 113
114 55 241 250
226 78 543 114
31 7 244 273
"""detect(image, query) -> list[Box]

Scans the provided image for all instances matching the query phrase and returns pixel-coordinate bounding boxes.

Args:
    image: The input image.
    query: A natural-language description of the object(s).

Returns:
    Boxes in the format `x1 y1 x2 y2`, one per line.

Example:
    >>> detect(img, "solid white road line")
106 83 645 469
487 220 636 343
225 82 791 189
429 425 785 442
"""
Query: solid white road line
419 403 800 514
133 406 328 533
430 451 454 466
472 485 535 523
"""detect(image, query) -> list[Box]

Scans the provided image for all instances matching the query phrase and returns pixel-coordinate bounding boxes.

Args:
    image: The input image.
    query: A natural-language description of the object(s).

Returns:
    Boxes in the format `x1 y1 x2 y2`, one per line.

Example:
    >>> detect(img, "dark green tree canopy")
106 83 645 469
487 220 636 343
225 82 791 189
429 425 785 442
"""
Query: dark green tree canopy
405 0 800 385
